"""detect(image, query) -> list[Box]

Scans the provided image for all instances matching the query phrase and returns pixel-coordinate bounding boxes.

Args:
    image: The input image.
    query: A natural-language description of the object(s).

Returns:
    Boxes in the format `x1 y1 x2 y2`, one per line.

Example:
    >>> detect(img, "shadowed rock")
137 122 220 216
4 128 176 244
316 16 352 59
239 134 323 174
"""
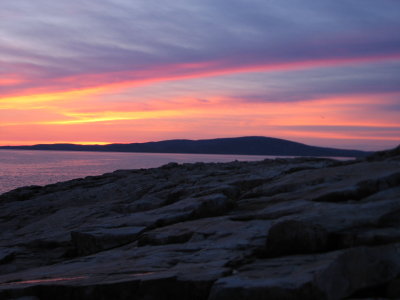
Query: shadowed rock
266 220 329 256
209 244 400 300
0 248 16 264
71 226 146 256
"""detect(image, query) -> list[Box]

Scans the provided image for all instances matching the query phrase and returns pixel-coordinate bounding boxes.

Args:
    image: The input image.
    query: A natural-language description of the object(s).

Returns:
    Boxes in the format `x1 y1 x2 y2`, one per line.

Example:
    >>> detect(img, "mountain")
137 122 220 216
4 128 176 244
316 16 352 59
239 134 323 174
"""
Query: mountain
0 136 370 157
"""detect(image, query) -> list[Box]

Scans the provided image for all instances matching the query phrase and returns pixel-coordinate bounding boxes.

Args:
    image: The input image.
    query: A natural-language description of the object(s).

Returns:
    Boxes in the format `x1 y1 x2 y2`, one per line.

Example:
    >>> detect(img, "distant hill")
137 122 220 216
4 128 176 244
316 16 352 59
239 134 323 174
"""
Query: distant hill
0 136 370 157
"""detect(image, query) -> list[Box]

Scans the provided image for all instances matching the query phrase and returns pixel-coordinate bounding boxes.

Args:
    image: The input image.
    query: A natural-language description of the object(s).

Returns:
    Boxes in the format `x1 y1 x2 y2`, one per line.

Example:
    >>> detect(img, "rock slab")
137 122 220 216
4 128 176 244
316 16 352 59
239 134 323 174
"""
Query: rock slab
0 146 399 299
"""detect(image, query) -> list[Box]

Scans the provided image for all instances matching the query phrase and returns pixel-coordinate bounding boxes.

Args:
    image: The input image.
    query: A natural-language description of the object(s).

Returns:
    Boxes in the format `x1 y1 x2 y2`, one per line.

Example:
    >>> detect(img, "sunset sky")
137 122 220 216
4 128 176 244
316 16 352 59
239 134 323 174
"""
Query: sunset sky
1 0 399 150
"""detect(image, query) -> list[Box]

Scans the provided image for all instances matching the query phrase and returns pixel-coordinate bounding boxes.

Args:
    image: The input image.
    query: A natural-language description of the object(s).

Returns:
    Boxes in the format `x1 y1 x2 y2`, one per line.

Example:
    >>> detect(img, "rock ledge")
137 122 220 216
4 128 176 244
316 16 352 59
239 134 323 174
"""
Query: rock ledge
0 147 399 299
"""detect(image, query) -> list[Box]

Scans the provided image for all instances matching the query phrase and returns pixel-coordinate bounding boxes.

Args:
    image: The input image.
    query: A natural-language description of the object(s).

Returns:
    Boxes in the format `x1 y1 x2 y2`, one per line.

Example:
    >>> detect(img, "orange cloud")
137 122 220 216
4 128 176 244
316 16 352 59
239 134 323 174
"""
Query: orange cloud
2 52 400 101
0 91 400 147
41 110 189 125
0 78 23 86
1 57 399 150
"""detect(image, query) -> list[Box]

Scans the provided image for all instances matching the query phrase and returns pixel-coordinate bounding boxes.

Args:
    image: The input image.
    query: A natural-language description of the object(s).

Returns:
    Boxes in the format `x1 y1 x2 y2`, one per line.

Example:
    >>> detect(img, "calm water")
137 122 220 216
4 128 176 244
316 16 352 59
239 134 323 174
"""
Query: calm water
0 150 275 195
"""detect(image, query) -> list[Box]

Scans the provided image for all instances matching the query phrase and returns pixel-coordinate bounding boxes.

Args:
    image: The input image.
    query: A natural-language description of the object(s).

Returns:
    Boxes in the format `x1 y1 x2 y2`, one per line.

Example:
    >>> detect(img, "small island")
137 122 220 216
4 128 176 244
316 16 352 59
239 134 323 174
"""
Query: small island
0 145 399 299
0 136 370 158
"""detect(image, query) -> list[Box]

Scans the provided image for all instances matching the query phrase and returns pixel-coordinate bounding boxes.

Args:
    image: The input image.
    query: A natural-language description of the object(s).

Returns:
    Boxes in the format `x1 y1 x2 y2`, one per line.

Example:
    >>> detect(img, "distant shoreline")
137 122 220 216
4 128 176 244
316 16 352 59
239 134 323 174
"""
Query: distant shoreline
0 147 358 160
0 136 371 158
0 150 355 196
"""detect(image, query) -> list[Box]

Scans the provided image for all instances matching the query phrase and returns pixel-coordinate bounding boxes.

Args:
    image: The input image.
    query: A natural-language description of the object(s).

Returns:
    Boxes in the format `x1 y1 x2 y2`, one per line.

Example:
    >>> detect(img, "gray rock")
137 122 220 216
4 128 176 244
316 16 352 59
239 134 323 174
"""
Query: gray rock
0 147 399 299
315 244 400 299
209 244 400 300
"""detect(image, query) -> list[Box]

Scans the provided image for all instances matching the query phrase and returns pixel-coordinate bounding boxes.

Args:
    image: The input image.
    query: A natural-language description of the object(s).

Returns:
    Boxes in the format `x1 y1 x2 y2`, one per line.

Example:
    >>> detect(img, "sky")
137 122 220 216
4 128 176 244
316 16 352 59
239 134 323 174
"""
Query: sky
1 0 399 150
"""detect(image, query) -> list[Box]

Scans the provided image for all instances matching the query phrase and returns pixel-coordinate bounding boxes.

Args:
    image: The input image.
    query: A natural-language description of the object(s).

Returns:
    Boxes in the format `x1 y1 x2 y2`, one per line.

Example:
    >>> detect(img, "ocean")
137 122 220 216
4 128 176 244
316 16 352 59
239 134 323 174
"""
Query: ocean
0 149 275 195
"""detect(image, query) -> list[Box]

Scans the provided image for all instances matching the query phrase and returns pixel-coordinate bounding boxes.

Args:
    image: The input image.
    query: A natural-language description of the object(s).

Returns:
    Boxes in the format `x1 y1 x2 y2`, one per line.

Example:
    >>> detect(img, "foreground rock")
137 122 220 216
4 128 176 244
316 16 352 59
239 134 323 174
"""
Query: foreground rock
0 146 399 299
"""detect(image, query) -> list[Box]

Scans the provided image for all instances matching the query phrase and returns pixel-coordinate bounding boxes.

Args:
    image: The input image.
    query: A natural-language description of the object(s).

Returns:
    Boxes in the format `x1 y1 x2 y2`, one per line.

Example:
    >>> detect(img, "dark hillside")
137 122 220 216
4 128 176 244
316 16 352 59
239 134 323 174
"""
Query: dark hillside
0 136 370 157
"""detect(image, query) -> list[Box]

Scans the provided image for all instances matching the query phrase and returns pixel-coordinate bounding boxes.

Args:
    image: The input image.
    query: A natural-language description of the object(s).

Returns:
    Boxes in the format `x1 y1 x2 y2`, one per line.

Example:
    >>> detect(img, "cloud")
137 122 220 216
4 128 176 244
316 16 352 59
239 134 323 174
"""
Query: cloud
230 61 400 103
1 0 399 150
1 0 400 95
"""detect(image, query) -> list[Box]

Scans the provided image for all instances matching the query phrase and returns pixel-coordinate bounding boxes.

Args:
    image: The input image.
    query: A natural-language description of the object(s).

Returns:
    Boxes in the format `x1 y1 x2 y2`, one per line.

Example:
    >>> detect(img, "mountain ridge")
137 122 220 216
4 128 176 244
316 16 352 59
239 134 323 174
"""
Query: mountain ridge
0 136 370 157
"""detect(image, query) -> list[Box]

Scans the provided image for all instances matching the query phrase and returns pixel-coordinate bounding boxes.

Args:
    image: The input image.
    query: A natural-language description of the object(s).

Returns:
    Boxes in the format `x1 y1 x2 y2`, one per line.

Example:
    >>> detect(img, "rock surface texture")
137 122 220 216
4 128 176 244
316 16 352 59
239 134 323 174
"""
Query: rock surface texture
0 146 399 300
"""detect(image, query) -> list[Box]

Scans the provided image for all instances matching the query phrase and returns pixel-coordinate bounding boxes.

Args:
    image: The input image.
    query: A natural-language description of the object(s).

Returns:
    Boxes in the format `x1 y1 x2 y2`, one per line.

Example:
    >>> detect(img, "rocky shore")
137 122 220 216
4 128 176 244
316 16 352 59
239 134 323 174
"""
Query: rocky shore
0 146 399 300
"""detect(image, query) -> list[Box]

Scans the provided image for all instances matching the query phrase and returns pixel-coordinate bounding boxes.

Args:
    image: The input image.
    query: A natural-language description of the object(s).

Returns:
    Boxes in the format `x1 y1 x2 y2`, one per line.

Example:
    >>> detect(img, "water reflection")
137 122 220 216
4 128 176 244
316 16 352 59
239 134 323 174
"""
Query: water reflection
0 149 352 195
0 150 273 194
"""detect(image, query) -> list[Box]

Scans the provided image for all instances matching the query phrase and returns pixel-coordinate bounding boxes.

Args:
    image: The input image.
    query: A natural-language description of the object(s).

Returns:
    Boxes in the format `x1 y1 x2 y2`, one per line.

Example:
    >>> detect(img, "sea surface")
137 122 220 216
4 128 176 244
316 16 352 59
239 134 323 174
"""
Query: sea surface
0 149 281 195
